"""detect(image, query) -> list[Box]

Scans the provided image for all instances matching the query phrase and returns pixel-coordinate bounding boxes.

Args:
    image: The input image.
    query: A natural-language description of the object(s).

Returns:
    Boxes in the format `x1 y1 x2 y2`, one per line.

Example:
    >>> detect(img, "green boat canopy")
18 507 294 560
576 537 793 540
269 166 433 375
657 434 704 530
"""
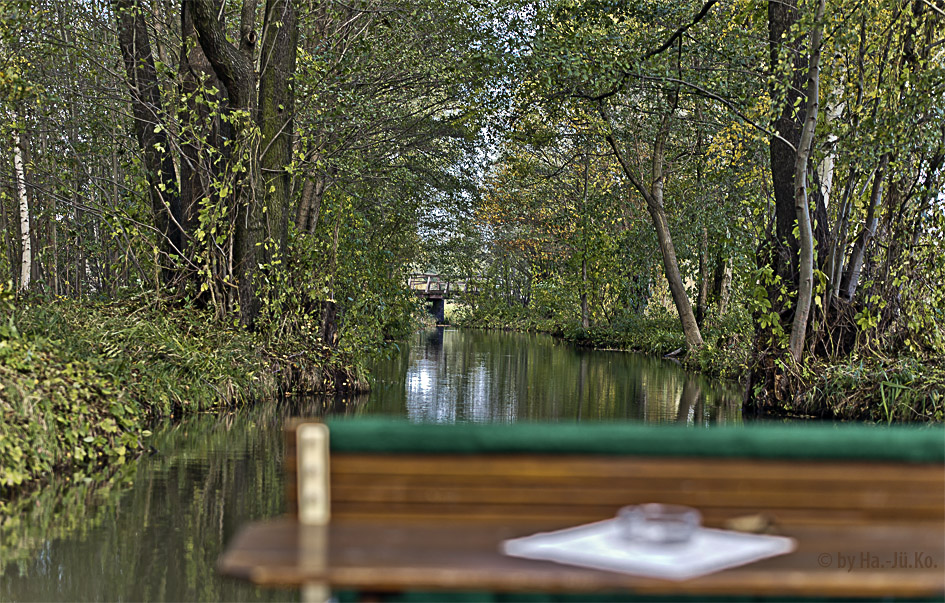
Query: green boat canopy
324 419 945 463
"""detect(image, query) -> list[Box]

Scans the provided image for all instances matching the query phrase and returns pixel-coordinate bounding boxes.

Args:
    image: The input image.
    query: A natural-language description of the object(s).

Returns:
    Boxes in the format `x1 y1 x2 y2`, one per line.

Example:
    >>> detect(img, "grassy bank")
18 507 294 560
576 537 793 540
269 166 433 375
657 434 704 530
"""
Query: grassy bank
0 287 358 498
452 301 944 423
793 356 945 423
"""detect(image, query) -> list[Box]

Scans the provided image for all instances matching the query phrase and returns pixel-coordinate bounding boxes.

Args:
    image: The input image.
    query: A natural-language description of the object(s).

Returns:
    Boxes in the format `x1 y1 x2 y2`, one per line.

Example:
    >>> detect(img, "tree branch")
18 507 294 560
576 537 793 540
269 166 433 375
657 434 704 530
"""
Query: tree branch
597 102 654 207
639 74 798 153
191 0 255 108
642 0 720 61
570 0 721 103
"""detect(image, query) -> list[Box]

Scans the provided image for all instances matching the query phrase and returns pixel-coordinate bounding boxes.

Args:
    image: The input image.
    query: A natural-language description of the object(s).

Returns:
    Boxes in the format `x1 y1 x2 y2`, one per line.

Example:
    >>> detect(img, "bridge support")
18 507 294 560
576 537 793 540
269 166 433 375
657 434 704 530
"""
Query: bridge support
427 298 445 324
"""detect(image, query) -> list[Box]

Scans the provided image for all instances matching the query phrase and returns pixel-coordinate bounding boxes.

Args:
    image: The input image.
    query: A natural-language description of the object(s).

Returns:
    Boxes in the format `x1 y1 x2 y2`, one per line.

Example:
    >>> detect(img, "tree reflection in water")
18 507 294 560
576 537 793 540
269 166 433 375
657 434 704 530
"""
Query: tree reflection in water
370 327 741 424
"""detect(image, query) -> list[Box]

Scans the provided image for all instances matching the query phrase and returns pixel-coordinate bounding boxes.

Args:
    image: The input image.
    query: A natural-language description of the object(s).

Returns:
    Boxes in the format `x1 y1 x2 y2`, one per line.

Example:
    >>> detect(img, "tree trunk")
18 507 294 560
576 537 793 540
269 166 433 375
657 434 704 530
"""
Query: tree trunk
825 169 857 309
115 0 183 280
816 83 844 209
296 174 330 233
190 0 256 109
50 153 60 296
768 0 805 276
22 128 41 289
718 256 733 317
179 0 225 242
190 0 299 327
696 224 708 327
580 153 589 329
840 153 890 301
14 131 30 292
0 183 14 284
580 257 589 329
191 0 260 324
839 1 925 304
322 211 342 346
601 107 703 350
258 0 298 252
787 0 826 363
647 185 703 350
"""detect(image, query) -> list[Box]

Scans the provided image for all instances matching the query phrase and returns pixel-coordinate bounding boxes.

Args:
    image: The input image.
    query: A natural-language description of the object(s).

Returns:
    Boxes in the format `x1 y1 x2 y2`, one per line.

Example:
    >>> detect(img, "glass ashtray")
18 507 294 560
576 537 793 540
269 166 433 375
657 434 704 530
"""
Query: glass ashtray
616 503 701 544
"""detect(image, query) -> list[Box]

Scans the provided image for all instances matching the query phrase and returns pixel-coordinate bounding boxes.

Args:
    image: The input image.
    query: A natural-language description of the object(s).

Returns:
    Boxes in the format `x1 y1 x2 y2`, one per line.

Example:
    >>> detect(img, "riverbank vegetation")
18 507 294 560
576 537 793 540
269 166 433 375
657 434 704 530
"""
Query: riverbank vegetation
453 299 754 380
454 298 943 421
0 285 367 495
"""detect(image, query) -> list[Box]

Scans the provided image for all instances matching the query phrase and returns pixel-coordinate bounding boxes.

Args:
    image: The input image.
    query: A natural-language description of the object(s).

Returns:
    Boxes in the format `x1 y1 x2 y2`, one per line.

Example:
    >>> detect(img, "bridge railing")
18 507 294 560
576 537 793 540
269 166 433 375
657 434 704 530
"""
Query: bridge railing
407 273 479 297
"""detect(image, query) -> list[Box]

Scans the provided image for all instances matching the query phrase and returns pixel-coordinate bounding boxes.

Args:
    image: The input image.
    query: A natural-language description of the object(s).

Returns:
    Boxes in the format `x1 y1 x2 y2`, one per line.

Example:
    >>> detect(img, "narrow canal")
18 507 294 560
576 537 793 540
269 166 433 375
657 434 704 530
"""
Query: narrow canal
1 328 741 601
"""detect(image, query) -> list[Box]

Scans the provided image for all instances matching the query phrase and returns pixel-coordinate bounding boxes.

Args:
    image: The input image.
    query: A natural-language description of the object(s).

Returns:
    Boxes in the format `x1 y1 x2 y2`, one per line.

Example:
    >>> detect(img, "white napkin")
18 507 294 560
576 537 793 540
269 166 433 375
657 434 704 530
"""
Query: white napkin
502 518 796 581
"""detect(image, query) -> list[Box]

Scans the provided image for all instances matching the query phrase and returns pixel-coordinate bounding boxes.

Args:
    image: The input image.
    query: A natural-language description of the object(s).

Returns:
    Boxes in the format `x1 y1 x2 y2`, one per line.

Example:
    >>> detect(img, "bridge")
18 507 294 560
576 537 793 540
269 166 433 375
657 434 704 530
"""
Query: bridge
408 273 477 323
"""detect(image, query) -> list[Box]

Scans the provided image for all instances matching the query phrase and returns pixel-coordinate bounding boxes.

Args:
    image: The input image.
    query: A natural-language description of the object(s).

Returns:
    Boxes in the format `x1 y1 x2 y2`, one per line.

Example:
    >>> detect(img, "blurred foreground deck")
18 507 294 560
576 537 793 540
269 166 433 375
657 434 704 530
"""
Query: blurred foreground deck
217 420 945 600
219 517 944 598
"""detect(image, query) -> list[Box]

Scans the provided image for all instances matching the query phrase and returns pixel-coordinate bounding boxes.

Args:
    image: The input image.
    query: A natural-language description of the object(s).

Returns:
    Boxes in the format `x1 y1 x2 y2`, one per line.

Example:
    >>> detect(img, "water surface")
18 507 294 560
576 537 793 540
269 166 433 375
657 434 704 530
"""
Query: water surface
366 328 741 424
2 327 741 601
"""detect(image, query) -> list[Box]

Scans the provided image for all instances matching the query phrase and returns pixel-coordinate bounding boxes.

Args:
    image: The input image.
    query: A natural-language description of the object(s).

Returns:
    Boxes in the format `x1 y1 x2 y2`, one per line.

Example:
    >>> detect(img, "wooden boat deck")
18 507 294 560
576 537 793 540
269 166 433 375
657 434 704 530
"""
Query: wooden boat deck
217 420 945 600
219 517 944 598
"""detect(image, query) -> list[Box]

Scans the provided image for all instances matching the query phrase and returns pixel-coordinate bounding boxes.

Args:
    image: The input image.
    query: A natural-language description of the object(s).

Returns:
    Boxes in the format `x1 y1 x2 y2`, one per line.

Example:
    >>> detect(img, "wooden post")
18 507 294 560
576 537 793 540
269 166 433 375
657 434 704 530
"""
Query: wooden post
297 423 330 603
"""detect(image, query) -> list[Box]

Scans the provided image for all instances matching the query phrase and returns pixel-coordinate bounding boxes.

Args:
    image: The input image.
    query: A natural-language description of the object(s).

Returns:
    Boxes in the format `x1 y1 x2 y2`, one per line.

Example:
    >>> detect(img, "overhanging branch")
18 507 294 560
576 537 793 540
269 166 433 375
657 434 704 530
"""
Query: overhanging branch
642 0 721 61
639 75 798 153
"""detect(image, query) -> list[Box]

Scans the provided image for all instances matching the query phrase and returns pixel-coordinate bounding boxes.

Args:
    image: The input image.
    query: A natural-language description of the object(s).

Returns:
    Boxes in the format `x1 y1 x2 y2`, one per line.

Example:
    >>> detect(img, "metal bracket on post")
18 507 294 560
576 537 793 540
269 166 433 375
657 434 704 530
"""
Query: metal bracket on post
297 422 331 603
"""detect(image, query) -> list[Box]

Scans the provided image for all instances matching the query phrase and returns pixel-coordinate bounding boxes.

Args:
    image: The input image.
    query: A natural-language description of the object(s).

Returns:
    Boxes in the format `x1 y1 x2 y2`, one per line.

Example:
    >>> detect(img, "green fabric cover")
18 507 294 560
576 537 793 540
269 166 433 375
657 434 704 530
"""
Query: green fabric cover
335 591 939 603
324 419 945 463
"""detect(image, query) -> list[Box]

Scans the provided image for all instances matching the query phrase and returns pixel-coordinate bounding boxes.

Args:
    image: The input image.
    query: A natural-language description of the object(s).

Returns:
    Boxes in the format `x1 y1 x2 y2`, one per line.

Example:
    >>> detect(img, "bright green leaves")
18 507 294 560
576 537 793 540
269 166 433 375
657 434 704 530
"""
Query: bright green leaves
750 265 787 342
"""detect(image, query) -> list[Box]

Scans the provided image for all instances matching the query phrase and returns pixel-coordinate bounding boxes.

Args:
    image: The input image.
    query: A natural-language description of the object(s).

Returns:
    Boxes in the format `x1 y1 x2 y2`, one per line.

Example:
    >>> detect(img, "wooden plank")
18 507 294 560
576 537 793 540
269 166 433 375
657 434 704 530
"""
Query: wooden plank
285 455 945 494
325 470 942 492
327 487 941 515
326 488 940 517
327 454 944 483
217 518 945 598
283 452 944 522
327 479 940 505
326 502 944 526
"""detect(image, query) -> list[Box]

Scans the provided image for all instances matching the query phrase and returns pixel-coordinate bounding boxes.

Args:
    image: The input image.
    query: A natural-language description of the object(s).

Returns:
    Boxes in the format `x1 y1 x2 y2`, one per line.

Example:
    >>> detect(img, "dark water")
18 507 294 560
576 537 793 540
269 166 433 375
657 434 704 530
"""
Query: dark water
1 328 741 601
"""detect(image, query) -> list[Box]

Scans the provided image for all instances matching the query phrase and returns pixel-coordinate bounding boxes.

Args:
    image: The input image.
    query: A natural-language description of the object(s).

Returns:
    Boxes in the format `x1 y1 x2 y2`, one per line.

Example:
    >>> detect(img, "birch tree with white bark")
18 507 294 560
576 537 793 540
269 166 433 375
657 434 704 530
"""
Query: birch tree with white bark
13 130 30 291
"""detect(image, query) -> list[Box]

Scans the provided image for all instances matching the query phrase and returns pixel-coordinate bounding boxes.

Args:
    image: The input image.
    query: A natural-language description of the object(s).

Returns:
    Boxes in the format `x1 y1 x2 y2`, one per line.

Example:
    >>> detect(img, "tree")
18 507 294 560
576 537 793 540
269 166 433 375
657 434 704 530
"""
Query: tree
115 0 182 280
599 99 703 349
112 0 299 324
744 0 945 410
13 129 29 291
513 0 748 350
787 0 826 362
